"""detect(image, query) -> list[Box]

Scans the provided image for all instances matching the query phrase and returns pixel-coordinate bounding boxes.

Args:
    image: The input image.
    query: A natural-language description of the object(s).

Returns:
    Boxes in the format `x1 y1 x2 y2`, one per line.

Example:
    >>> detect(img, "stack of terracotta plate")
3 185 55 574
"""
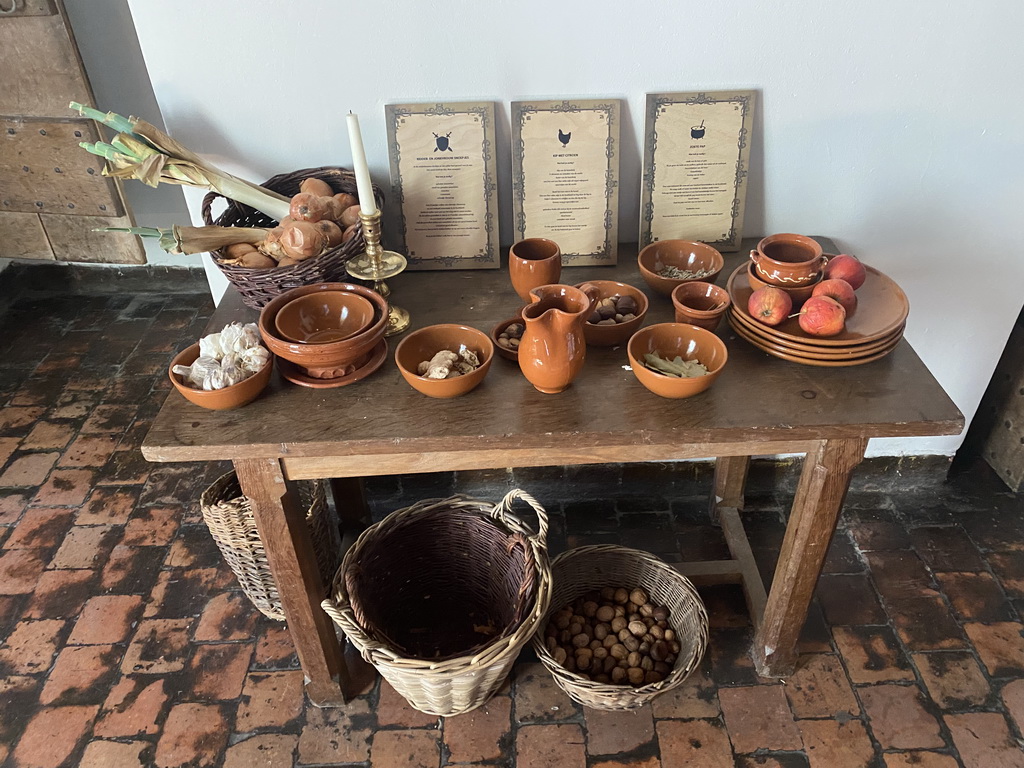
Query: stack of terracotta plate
726 262 909 367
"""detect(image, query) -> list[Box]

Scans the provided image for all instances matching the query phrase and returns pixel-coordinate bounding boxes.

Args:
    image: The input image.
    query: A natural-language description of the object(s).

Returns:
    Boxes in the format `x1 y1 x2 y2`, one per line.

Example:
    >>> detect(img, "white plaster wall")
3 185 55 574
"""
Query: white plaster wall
63 0 195 267
125 0 1024 456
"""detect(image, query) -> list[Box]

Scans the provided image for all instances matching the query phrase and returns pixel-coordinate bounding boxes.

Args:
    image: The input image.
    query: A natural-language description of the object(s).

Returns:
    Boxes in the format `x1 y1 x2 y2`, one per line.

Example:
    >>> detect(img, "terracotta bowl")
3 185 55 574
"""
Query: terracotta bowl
671 282 731 331
746 261 821 307
258 283 388 379
394 325 494 399
274 291 374 344
627 323 728 399
490 314 524 362
637 240 725 296
168 343 273 410
576 280 649 347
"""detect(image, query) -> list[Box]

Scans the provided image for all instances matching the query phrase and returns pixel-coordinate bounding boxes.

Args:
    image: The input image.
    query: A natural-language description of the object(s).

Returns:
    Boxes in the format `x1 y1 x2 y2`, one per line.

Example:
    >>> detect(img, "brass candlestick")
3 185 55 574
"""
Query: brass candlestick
346 210 410 337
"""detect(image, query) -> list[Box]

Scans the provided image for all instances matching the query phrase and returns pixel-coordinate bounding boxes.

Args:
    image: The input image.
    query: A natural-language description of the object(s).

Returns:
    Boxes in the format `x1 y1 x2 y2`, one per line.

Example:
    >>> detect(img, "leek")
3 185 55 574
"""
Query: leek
71 102 291 222
99 225 268 255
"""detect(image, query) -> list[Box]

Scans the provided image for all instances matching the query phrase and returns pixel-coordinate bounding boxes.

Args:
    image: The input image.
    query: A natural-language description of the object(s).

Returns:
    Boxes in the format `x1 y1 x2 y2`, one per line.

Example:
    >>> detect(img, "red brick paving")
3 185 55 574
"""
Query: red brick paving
1 289 1023 767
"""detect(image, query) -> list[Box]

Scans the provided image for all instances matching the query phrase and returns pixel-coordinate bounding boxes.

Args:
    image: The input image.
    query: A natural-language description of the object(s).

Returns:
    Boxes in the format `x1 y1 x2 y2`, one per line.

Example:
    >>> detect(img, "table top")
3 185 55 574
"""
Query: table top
143 238 963 468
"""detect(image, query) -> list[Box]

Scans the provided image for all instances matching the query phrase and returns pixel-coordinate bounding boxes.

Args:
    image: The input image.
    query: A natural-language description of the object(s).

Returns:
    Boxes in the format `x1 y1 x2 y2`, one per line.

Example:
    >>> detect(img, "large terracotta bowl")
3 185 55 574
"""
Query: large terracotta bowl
274 291 374 344
576 280 649 347
394 324 494 398
168 343 273 410
637 240 724 296
627 323 728 399
258 283 388 378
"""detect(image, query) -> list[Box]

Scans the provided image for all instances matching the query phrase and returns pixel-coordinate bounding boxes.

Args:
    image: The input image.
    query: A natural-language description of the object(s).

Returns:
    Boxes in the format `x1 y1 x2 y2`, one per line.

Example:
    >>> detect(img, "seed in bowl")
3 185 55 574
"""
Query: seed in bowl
643 352 709 378
497 322 524 351
658 265 715 280
589 296 639 326
417 347 481 379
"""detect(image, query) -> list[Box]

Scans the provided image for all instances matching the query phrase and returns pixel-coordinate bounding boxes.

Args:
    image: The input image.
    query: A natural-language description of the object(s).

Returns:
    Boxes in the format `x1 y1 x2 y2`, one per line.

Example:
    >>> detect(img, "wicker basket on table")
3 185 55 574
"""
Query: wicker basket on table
322 490 552 716
200 471 339 621
201 166 384 310
531 545 709 710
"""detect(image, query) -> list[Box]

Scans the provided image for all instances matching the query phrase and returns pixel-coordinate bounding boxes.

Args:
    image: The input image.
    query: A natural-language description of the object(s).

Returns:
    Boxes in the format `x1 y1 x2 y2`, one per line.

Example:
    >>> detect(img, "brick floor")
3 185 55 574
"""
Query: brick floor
0 285 1023 766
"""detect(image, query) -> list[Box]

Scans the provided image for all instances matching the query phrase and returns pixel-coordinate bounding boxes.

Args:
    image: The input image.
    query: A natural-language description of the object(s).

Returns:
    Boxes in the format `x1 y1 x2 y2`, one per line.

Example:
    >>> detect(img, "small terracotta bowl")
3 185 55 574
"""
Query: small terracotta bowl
274 291 374 344
637 240 725 296
627 323 728 399
168 343 273 410
671 282 731 331
746 261 821 307
576 280 649 347
395 324 495 398
258 283 388 379
490 314 524 362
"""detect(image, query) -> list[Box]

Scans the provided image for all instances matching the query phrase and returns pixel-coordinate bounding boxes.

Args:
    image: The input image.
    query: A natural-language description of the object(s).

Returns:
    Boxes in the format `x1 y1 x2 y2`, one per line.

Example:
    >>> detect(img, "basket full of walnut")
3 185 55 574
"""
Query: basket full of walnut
531 545 709 710
321 490 551 716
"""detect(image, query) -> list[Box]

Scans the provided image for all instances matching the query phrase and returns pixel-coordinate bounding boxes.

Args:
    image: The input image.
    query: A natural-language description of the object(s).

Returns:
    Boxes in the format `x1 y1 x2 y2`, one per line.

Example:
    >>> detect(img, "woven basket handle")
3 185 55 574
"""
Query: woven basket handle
491 489 548 547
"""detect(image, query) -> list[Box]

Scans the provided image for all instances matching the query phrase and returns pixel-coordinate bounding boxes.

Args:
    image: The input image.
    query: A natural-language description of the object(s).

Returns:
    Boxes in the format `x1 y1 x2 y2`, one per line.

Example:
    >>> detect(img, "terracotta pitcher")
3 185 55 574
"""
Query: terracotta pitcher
519 283 599 394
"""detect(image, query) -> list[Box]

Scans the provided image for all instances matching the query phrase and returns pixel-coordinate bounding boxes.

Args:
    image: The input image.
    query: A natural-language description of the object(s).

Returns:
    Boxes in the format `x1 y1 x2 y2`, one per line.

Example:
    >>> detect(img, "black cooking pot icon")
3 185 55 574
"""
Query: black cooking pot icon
690 121 705 139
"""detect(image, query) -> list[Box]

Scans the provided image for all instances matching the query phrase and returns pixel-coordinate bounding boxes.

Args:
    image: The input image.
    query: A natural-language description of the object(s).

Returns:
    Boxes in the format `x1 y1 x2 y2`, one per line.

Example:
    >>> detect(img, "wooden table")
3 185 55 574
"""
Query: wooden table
143 238 963 706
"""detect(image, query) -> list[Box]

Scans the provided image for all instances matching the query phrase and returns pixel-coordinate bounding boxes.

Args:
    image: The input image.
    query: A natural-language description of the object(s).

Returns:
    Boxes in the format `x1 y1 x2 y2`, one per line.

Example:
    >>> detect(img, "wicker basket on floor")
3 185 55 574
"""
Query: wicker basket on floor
322 490 551 716
200 471 339 621
201 166 384 310
532 545 709 710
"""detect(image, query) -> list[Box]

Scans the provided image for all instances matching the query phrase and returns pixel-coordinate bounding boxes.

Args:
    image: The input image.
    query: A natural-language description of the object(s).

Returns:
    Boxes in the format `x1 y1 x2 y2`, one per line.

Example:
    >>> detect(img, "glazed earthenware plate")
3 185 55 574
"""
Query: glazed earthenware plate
728 307 905 356
727 261 909 346
728 315 901 367
276 339 388 389
728 313 904 360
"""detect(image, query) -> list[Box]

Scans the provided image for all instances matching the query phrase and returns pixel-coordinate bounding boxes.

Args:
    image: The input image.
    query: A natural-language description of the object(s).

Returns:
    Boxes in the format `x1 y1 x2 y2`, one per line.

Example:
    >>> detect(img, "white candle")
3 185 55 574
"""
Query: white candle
346 112 377 216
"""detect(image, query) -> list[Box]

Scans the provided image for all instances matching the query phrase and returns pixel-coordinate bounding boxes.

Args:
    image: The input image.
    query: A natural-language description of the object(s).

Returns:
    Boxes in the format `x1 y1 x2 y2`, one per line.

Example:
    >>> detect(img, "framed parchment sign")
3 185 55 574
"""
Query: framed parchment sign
640 90 756 252
385 102 500 270
511 99 620 265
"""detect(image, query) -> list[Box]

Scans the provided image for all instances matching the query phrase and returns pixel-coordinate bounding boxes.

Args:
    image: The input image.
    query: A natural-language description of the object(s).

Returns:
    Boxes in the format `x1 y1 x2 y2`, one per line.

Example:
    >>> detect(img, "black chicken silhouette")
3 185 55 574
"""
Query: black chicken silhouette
558 129 571 147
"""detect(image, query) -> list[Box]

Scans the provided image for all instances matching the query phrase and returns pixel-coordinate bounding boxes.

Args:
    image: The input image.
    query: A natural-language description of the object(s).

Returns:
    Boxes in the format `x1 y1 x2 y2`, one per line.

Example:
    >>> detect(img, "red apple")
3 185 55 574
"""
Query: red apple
823 254 866 290
748 286 793 326
811 278 857 314
798 296 846 336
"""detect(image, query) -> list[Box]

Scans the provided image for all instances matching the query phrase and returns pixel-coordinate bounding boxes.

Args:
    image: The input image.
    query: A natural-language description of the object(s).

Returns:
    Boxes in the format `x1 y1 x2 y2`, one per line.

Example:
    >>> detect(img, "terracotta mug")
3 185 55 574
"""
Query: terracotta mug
510 238 562 302
750 233 827 287
671 282 731 331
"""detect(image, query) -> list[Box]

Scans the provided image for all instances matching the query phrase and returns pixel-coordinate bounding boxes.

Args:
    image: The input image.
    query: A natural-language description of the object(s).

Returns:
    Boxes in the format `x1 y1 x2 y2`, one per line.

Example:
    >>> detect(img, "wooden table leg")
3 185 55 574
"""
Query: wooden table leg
235 458 348 707
752 438 867 677
709 455 751 521
329 477 370 545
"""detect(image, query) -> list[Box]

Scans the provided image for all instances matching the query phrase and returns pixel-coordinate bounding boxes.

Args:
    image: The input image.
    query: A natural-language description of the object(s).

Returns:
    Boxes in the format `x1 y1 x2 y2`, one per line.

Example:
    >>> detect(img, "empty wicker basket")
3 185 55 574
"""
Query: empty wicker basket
532 545 708 710
201 471 339 620
322 490 551 716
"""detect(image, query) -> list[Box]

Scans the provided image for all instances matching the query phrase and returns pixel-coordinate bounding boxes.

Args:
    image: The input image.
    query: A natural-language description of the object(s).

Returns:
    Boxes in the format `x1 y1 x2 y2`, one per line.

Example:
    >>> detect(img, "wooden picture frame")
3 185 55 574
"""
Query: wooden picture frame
511 99 621 265
640 90 756 252
384 101 500 270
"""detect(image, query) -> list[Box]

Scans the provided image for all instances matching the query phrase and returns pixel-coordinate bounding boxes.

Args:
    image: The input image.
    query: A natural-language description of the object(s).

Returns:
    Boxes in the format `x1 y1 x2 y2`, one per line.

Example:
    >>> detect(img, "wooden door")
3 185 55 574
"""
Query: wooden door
0 0 144 264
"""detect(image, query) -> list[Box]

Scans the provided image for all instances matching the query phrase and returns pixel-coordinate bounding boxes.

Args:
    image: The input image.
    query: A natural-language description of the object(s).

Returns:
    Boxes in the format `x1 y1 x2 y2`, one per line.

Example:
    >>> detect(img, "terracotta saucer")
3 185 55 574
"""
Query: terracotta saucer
728 307 904 355
727 261 909 346
276 339 388 388
728 315 902 367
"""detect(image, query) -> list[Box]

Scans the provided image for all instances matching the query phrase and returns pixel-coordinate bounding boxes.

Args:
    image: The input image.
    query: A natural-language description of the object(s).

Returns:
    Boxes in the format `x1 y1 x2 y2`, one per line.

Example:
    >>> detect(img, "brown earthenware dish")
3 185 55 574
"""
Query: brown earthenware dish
575 280 649 347
745 261 820 306
670 281 731 331
168 343 273 410
490 314 524 362
258 283 388 379
274 291 374 344
627 323 728 399
394 324 495 398
637 240 725 296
